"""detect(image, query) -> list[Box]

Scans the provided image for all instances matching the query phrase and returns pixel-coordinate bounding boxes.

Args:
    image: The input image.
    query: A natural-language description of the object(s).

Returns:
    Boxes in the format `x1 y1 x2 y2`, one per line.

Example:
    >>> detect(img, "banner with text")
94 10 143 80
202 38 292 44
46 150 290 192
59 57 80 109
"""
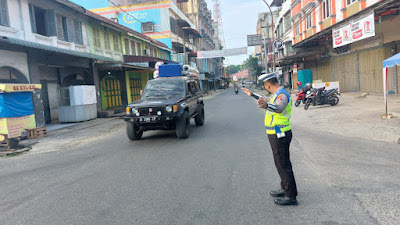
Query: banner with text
333 13 375 48
197 47 247 59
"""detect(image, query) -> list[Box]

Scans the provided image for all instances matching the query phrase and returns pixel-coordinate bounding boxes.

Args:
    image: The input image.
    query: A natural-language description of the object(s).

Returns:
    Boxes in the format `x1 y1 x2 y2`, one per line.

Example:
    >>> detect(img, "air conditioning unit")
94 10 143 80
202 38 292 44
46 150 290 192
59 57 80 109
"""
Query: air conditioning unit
142 22 154 33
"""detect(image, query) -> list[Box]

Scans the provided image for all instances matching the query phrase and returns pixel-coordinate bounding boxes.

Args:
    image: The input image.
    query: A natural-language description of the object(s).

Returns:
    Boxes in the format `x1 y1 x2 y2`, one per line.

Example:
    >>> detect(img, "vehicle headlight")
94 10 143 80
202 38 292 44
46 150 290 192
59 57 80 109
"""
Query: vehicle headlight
165 105 173 112
132 108 138 114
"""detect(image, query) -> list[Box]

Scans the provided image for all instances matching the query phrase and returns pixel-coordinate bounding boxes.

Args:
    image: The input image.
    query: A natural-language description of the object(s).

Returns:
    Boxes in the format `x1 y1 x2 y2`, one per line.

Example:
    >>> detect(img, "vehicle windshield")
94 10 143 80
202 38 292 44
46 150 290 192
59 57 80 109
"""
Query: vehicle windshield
142 78 185 99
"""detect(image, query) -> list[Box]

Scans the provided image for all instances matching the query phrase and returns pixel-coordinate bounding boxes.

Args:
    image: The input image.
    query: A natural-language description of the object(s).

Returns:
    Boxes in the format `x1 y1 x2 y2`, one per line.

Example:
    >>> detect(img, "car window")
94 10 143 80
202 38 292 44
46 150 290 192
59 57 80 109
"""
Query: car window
190 82 196 94
142 79 185 98
194 81 201 92
186 82 191 96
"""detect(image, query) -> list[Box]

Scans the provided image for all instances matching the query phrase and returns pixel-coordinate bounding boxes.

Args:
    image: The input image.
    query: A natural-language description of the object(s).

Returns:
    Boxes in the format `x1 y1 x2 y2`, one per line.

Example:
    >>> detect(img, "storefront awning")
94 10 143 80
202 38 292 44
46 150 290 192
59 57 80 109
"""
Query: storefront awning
279 50 325 64
124 55 177 64
382 51 400 116
183 27 202 38
96 63 155 71
177 20 191 27
383 52 400 68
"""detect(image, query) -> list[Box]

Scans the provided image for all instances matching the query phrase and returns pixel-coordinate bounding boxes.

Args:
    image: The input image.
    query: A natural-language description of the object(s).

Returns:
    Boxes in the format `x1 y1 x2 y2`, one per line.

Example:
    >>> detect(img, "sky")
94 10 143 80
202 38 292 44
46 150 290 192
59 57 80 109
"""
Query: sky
205 0 275 66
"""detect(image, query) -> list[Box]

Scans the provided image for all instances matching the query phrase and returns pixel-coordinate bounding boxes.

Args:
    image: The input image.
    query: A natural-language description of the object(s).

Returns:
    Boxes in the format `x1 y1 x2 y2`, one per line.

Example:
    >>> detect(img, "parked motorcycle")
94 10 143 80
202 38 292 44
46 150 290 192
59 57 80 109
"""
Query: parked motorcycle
295 82 312 107
304 87 340 110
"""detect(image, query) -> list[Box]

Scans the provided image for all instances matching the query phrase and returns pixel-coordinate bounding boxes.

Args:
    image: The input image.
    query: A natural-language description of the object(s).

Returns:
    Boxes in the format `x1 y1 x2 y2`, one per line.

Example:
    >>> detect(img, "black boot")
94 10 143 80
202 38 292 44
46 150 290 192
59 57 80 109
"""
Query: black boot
270 190 285 197
274 197 298 206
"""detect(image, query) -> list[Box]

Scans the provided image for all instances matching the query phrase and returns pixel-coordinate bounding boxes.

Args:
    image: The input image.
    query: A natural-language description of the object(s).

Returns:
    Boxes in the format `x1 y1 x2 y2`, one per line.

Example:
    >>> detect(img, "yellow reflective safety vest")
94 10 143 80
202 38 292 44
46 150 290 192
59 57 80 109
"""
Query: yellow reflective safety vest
265 88 292 135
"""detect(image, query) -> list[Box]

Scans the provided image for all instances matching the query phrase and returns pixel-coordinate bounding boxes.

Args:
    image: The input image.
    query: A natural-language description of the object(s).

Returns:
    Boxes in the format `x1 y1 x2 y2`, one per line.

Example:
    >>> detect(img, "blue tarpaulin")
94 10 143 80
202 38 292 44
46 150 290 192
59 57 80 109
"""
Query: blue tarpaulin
0 92 34 118
383 52 400 68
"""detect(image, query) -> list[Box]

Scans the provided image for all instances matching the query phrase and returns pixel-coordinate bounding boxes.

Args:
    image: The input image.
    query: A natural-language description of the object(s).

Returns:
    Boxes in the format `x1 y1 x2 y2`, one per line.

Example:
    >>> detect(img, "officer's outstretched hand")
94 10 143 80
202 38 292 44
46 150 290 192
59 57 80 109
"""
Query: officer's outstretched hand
241 88 252 96
257 98 268 109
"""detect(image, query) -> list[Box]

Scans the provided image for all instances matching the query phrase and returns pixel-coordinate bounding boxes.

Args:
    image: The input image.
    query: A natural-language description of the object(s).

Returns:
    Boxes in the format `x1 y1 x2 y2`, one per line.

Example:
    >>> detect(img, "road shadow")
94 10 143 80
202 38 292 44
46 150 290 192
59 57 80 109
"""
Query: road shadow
300 104 342 110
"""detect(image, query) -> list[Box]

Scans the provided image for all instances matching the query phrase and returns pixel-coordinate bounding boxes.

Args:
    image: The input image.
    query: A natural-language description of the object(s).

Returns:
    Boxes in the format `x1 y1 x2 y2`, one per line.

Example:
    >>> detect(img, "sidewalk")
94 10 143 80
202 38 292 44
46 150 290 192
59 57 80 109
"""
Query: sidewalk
20 117 125 154
18 89 227 154
257 88 400 144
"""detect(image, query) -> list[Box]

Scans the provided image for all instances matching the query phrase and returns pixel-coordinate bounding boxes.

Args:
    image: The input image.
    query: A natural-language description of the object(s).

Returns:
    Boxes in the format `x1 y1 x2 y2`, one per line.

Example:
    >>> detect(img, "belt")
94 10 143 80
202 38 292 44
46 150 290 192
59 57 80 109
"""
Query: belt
265 125 290 130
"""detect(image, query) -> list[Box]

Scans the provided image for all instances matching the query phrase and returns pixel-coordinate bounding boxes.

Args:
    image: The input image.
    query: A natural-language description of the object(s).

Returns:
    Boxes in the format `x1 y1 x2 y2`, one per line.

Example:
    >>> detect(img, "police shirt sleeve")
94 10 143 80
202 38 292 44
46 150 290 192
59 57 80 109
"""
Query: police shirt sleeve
273 94 289 113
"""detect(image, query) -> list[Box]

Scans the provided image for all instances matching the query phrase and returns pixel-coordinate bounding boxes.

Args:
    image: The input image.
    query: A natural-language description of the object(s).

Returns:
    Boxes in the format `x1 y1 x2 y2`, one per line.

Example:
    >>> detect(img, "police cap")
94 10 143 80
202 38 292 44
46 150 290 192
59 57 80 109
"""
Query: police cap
258 72 277 83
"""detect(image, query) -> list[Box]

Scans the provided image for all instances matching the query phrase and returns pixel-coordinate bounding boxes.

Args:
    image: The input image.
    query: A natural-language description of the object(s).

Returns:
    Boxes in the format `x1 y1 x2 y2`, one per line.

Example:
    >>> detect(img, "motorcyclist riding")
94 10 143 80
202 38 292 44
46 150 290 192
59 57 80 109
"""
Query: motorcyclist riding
234 84 239 94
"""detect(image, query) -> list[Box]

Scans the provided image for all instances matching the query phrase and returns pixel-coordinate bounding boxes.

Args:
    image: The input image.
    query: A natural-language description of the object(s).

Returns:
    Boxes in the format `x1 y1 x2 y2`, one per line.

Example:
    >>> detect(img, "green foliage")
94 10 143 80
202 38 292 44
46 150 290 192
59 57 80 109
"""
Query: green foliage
225 65 241 75
242 55 263 79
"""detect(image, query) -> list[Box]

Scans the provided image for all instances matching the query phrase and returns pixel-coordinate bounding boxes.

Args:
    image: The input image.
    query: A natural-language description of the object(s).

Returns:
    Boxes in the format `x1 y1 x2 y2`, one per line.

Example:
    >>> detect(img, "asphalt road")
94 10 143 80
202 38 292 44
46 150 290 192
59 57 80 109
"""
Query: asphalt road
1 89 399 225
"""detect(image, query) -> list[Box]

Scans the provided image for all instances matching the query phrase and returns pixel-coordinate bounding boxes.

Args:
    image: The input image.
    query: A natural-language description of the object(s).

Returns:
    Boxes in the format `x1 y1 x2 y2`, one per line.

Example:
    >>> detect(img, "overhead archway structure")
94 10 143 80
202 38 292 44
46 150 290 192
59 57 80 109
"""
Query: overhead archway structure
0 67 29 84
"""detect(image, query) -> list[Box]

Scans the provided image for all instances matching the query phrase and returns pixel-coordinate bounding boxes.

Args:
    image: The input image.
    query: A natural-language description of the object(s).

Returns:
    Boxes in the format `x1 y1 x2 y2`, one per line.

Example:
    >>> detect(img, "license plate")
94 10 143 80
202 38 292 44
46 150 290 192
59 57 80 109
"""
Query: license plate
144 118 151 123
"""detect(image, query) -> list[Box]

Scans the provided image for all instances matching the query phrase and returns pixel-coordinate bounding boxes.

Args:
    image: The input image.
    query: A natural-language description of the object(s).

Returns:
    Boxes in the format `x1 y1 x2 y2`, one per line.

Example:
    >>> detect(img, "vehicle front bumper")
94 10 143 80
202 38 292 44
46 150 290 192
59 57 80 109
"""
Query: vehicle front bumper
124 115 180 124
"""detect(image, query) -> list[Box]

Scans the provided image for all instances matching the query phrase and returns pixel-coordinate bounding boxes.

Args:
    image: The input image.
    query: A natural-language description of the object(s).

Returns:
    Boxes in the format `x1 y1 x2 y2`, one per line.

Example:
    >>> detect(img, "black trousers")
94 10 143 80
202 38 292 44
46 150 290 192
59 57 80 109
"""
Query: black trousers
268 130 298 198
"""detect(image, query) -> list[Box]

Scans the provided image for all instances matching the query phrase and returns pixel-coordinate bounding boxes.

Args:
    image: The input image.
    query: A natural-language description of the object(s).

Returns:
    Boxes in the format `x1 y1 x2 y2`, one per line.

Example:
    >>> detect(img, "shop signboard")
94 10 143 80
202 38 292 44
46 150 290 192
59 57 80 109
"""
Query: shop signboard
0 115 36 139
312 81 340 93
247 34 263 46
0 84 41 93
293 64 298 74
333 12 375 48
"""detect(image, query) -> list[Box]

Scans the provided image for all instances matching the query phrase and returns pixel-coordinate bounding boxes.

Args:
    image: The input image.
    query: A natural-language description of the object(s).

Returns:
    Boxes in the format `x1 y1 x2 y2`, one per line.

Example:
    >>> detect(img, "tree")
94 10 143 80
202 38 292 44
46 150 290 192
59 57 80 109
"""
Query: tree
242 55 263 81
225 65 241 75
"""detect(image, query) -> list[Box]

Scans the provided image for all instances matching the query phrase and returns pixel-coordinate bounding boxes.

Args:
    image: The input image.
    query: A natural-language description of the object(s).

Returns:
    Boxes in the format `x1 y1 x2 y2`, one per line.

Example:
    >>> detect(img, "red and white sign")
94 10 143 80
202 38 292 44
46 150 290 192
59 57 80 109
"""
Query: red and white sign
293 64 298 74
333 13 375 48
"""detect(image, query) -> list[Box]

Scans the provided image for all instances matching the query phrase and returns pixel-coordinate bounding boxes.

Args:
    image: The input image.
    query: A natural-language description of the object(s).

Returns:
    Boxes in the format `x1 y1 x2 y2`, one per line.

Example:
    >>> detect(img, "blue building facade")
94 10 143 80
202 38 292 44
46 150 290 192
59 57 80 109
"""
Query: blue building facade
71 0 173 49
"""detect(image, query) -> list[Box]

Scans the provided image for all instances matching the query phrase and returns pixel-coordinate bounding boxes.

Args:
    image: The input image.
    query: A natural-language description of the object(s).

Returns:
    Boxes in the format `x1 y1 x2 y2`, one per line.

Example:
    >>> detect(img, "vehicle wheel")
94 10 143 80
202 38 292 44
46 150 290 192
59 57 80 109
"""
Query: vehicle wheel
304 99 311 110
176 111 190 139
330 96 339 106
195 106 205 126
295 99 301 107
126 123 143 140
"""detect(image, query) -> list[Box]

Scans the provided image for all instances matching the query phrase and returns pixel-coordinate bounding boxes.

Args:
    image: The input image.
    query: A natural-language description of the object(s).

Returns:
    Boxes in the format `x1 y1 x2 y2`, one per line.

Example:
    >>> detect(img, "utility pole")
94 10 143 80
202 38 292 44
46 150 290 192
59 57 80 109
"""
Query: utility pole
263 33 268 73
183 28 187 64
262 0 275 72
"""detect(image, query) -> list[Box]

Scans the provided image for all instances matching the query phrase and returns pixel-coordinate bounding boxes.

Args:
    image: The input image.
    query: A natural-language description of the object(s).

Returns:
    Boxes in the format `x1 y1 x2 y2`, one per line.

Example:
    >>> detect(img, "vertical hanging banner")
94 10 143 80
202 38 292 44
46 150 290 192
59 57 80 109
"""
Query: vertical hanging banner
333 12 375 48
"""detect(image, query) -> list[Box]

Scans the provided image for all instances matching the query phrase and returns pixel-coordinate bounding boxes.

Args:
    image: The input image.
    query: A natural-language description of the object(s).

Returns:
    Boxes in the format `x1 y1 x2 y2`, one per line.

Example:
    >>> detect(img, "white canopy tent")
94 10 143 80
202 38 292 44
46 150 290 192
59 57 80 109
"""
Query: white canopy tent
382 52 400 116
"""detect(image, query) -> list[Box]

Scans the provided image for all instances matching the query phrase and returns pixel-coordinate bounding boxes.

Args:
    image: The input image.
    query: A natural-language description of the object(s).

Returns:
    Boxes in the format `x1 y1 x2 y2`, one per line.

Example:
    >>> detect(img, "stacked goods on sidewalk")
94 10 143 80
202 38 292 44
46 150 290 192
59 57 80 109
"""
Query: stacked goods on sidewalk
0 84 44 149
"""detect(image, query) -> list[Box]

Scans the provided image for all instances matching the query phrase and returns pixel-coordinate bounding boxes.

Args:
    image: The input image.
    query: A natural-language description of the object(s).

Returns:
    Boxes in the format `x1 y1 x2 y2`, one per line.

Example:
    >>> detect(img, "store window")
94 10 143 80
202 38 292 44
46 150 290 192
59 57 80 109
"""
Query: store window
322 0 331 20
93 28 101 48
306 12 312 29
113 34 120 52
104 32 110 50
347 0 357 6
29 4 52 36
0 0 9 27
56 14 68 41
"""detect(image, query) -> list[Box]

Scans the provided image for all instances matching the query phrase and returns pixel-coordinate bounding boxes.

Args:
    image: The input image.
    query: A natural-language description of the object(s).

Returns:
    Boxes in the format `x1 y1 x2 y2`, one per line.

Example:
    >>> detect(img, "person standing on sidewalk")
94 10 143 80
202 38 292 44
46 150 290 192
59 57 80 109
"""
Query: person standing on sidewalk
242 73 298 206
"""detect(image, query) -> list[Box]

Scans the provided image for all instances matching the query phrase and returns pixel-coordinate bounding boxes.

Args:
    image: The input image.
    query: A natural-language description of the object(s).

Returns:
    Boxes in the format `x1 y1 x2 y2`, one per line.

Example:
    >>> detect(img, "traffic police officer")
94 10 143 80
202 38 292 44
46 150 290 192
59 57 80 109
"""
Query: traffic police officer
242 73 298 206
